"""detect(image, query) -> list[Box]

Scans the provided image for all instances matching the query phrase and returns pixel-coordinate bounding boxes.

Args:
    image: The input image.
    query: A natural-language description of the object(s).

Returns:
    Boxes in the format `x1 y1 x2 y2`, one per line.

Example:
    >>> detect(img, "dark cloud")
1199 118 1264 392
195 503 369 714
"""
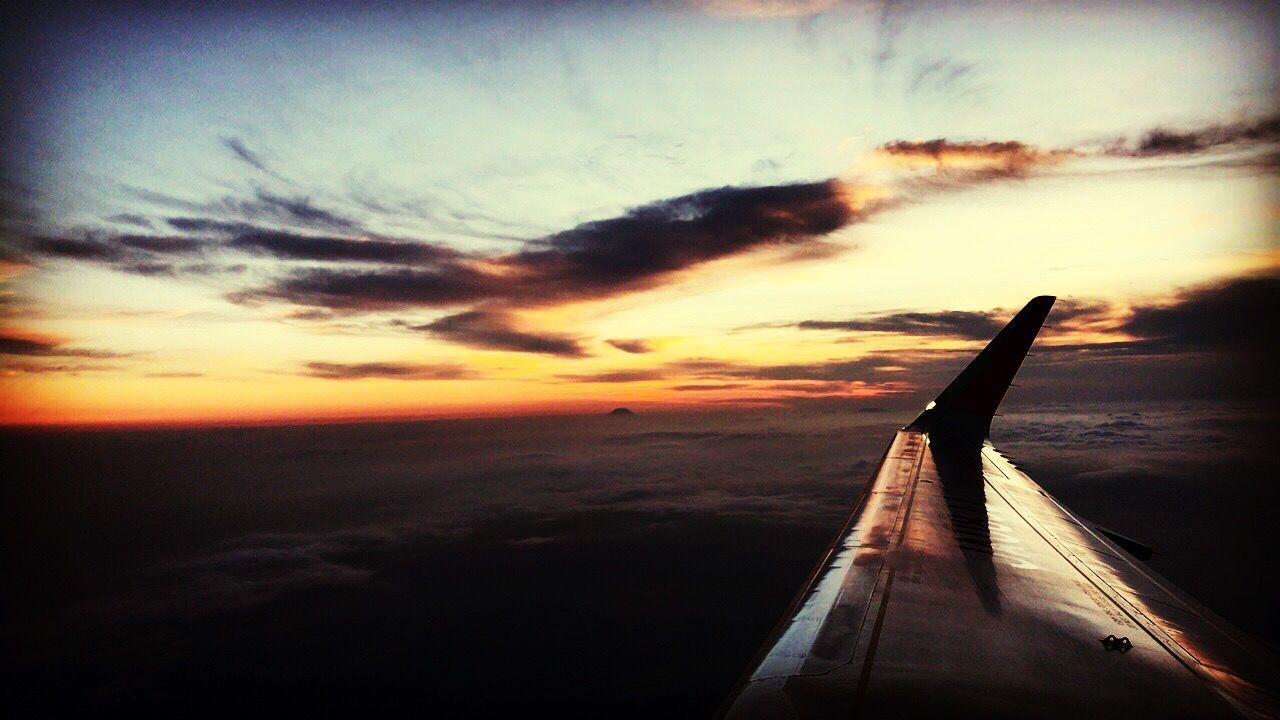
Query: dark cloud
166 217 257 235
232 267 495 311
124 185 210 214
25 225 447 279
509 180 855 295
727 356 916 382
1123 273 1278 350
796 309 1003 339
760 381 856 394
0 335 60 355
19 232 217 277
98 260 240 278
997 274 1280 406
105 213 152 229
415 310 586 357
221 136 273 175
907 58 976 96
27 223 458 280
670 383 749 392
0 360 121 374
284 308 336 322
876 138 1074 180
560 354 926 388
115 235 211 254
26 236 123 262
302 361 474 381
1109 115 1280 157
1016 276 1278 397
185 262 246 276
606 338 653 354
557 369 668 384
234 180 864 314
129 185 359 232
1042 297 1116 326
229 230 461 264
244 190 357 231
117 261 179 277
880 139 1033 160
0 241 29 266
0 332 127 359
792 298 1114 341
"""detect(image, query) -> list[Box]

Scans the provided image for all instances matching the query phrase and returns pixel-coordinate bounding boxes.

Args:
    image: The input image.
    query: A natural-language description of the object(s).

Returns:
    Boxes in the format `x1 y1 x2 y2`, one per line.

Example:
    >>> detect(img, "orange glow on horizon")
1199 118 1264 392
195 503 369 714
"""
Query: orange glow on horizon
0 389 901 429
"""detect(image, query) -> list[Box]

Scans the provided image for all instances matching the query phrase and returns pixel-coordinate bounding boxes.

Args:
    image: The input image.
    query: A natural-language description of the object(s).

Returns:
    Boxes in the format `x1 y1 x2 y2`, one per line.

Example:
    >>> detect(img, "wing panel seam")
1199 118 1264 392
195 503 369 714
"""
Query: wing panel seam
849 433 929 712
978 446 1250 709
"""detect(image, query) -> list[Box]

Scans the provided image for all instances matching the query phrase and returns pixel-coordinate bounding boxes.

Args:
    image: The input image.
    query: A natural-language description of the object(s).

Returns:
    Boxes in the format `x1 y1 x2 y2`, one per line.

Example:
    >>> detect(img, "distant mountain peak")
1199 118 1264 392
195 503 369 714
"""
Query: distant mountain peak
608 407 636 416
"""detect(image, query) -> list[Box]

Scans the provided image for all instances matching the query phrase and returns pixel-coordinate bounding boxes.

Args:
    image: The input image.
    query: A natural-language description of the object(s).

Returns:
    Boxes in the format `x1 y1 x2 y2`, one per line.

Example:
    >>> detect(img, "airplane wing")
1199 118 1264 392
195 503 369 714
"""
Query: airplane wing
719 297 1280 719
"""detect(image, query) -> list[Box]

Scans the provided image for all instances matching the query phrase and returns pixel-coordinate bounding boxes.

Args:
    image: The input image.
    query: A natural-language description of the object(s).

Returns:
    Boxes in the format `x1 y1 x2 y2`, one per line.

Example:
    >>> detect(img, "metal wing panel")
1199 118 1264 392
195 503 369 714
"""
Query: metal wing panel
746 431 926 683
721 434 1280 719
721 297 1278 718
982 447 1280 714
722 431 926 716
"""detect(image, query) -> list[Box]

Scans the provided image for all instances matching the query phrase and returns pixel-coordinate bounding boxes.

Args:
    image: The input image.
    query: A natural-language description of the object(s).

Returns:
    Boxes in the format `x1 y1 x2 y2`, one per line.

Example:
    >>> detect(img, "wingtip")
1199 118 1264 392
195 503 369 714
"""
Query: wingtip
908 295 1057 443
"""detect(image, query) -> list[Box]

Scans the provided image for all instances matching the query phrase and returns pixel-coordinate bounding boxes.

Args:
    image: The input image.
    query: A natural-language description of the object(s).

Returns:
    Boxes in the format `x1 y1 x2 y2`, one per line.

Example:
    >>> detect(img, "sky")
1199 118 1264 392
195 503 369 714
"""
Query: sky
1 0 1277 425
2 5 1278 715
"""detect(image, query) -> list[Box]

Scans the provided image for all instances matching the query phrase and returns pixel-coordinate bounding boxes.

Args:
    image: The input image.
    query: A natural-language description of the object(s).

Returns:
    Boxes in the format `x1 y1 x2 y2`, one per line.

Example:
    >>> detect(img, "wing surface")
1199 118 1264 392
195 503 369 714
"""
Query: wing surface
720 298 1280 719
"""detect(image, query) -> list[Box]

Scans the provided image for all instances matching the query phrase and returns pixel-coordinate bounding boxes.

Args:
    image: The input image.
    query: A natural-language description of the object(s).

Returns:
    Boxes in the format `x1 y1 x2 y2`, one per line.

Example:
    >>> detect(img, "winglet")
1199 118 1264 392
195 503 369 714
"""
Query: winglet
908 296 1055 444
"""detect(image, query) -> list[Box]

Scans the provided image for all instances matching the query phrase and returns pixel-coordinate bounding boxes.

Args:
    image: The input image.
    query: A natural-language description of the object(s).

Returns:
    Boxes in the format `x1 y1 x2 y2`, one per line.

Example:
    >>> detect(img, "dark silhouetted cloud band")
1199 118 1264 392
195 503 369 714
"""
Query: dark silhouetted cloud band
415 311 586 357
302 361 474 381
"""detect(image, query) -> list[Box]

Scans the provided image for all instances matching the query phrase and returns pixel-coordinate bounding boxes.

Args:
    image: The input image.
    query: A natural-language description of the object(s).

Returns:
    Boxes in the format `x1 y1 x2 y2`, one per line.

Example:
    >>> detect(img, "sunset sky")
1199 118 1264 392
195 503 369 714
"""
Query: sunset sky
1 0 1277 425
4 6 1280 716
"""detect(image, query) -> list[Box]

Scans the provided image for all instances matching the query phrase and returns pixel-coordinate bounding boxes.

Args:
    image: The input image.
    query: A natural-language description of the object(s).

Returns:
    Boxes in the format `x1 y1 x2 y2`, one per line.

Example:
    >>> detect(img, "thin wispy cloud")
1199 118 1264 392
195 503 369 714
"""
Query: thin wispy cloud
105 213 153 229
0 332 128 359
791 299 1117 340
1 331 133 376
125 185 361 233
1106 115 1280 157
906 58 976 97
228 230 463 265
221 137 273 175
166 217 258 234
244 190 358 231
796 310 1004 339
302 361 474 381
